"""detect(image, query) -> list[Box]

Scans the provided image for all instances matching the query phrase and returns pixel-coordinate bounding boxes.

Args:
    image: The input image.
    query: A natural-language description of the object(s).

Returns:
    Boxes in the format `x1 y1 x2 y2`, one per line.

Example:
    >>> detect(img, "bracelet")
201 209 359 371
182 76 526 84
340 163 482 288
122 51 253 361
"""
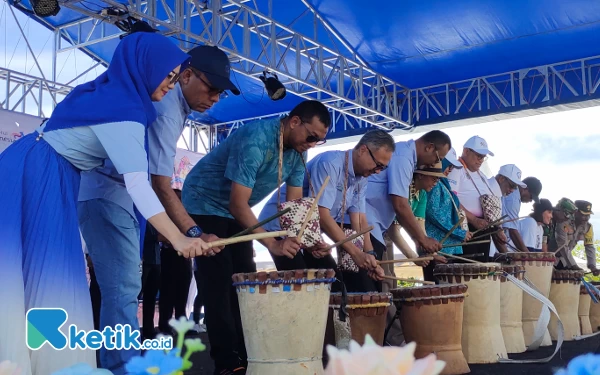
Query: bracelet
365 250 378 260
186 225 203 238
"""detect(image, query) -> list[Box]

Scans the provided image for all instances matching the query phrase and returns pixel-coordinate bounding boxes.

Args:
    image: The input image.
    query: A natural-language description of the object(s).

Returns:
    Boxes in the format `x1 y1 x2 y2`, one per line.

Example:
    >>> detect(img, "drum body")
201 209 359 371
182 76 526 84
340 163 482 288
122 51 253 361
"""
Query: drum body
392 284 470 375
500 265 526 353
507 252 555 347
579 285 593 335
590 282 600 333
434 263 507 364
549 270 584 341
324 292 391 350
233 269 335 375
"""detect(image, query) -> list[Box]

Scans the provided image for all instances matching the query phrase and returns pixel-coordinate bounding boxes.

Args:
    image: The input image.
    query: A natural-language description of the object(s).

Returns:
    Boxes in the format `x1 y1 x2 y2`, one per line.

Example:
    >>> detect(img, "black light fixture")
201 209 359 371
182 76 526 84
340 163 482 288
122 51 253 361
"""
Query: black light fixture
260 71 286 101
30 0 60 17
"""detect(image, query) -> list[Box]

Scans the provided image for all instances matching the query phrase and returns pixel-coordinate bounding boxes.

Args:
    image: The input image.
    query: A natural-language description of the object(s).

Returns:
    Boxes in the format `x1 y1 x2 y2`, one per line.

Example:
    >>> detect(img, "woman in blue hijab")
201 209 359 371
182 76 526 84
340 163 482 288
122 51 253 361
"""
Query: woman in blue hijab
0 32 210 375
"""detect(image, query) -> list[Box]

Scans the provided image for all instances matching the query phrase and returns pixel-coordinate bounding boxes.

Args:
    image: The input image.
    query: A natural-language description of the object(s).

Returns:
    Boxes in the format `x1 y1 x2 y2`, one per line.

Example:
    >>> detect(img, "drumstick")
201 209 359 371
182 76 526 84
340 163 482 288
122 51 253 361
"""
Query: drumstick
297 176 330 242
553 244 567 255
440 218 463 245
230 207 291 238
322 225 374 252
470 228 502 242
381 275 435 285
206 230 289 248
378 256 434 265
471 215 508 236
437 252 480 263
442 239 490 248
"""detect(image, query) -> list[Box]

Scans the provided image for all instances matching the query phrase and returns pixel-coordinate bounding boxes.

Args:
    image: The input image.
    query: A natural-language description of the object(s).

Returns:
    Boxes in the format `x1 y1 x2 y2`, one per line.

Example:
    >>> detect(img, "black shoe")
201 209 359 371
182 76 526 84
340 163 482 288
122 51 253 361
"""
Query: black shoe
214 366 246 375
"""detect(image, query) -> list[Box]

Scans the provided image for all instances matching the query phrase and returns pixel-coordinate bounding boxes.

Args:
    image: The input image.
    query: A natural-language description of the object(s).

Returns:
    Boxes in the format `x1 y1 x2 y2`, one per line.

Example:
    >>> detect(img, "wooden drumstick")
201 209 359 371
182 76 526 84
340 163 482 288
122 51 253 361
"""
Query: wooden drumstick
206 230 289 248
297 176 330 242
471 215 508 236
322 225 374 252
440 218 463 245
381 275 435 285
442 239 490 248
437 252 481 264
231 207 291 238
378 256 434 265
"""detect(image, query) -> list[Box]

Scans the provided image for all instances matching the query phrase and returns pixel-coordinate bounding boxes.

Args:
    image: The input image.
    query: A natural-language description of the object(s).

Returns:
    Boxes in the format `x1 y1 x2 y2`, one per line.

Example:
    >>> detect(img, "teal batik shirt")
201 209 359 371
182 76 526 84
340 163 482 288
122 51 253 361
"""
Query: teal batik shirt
182 118 306 219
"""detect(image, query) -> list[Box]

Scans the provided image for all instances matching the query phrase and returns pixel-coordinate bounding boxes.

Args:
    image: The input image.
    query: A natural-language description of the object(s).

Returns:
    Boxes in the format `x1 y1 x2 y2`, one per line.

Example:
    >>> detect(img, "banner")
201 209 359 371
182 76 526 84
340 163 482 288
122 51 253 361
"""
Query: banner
0 109 44 153
171 147 204 190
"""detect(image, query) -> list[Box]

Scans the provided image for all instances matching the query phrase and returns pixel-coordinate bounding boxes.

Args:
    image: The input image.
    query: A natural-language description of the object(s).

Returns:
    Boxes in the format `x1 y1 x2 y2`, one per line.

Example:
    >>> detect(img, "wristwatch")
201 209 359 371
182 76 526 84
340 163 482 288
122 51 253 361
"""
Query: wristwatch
186 225 203 238
365 250 378 260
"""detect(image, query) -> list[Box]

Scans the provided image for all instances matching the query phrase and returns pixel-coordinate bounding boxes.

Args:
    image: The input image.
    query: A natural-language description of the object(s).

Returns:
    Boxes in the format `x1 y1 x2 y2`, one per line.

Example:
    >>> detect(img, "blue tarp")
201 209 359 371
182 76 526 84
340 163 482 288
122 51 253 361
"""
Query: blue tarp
12 0 600 139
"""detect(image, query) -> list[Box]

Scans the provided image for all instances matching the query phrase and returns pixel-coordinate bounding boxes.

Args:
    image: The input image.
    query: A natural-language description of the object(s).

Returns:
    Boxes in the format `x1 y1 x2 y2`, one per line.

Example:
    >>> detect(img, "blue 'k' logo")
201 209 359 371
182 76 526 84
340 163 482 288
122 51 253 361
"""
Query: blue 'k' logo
26 308 68 350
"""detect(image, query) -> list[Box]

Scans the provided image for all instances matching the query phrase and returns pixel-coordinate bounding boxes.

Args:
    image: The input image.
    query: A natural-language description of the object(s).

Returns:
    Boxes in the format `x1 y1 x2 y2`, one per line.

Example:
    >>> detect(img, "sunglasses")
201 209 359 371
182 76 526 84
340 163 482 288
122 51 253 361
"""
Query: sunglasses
468 148 488 161
189 68 228 99
367 146 387 171
300 122 327 145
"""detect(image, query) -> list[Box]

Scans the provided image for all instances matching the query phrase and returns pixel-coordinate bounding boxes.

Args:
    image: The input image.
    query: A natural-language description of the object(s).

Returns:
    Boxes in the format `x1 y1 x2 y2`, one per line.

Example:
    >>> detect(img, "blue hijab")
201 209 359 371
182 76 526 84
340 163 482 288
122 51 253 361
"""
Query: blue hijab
44 32 190 131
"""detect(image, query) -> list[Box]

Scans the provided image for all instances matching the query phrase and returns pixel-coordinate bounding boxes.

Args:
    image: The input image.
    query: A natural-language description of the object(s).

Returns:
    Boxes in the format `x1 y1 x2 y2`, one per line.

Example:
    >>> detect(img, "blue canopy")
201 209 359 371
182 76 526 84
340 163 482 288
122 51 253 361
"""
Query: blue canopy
12 0 600 142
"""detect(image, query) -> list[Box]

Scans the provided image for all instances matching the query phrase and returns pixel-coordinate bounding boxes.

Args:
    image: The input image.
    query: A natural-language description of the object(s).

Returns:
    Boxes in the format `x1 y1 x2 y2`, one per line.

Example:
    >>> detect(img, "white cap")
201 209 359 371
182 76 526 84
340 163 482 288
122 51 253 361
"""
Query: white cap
498 164 526 188
445 147 462 168
464 135 494 156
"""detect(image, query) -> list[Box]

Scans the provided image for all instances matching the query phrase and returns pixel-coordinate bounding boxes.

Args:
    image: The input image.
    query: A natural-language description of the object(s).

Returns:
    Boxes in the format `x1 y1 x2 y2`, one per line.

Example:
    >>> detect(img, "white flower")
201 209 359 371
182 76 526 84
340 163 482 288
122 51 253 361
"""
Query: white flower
50 363 113 375
168 316 195 336
0 361 21 375
325 335 445 375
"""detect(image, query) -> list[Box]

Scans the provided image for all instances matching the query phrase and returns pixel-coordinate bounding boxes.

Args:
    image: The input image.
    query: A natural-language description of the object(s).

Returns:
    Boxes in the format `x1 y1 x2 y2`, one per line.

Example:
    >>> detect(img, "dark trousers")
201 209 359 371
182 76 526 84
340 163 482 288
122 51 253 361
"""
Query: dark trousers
271 251 346 292
159 246 192 331
89 264 102 331
191 214 256 370
193 269 204 324
141 263 161 337
461 223 492 263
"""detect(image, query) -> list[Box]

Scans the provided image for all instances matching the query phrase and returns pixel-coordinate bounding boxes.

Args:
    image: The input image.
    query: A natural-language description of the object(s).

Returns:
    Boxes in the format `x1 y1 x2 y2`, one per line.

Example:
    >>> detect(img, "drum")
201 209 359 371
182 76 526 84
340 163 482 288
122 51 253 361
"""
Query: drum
232 269 336 375
506 252 555 347
549 270 584 341
499 264 526 353
392 284 470 375
324 292 391 350
434 263 507 364
590 282 600 333
579 285 593 335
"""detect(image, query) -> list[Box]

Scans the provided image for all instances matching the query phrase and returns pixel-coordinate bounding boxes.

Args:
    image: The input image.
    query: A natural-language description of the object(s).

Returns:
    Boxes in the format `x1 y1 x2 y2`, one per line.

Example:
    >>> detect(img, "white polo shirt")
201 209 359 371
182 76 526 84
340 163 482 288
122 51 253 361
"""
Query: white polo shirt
518 217 544 251
447 167 497 218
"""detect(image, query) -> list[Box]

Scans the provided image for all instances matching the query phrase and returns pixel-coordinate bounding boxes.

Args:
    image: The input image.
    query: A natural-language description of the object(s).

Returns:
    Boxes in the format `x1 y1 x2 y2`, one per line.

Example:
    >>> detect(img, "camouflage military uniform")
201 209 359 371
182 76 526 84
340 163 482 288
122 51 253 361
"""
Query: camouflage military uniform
551 199 597 271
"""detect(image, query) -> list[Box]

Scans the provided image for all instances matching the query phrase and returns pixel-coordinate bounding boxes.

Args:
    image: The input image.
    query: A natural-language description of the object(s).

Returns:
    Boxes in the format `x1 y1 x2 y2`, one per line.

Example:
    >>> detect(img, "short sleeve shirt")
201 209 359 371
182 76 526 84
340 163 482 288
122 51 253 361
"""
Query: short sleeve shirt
502 189 521 230
365 140 417 243
182 118 306 219
518 217 543 251
259 149 367 232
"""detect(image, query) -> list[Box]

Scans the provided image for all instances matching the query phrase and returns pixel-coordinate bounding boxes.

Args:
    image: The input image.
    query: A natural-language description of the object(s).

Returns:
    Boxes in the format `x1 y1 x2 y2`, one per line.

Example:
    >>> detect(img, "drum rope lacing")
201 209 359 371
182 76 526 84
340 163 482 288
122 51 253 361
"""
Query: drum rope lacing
329 302 391 309
232 277 337 287
392 293 468 302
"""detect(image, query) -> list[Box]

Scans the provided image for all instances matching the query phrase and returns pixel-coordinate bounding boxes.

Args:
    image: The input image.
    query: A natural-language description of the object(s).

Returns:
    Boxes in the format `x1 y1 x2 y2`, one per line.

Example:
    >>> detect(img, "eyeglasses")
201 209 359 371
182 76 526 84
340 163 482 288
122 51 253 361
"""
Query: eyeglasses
300 121 327 145
189 68 228 99
468 148 488 161
168 70 182 84
367 146 388 171
506 179 518 190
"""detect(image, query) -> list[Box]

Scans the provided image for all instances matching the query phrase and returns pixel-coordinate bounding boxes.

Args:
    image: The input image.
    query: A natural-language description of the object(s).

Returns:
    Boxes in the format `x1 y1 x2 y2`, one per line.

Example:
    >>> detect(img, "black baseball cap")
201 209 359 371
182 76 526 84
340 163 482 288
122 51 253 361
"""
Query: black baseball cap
523 177 542 204
187 45 240 95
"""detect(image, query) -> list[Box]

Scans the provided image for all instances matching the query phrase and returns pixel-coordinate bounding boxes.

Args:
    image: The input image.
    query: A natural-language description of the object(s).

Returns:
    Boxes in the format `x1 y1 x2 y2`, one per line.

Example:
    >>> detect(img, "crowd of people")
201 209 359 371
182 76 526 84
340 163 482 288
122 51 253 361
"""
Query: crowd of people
0 28 596 375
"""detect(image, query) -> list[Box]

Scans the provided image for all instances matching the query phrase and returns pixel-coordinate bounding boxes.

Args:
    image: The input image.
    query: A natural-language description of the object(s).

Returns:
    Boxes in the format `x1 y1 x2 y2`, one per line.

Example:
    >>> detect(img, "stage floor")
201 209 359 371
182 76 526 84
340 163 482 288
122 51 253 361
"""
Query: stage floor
183 333 599 375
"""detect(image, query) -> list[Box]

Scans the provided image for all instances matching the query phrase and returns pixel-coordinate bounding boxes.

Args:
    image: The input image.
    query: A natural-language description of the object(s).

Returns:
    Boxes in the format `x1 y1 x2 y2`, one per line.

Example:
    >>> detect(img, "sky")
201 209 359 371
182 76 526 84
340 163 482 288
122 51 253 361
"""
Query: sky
1 2 598 263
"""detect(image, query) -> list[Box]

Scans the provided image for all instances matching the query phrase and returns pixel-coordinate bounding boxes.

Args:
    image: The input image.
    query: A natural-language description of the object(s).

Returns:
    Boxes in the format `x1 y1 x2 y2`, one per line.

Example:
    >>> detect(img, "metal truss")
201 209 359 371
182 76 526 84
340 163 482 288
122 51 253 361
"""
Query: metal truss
47 0 413 131
410 56 600 125
0 66 72 118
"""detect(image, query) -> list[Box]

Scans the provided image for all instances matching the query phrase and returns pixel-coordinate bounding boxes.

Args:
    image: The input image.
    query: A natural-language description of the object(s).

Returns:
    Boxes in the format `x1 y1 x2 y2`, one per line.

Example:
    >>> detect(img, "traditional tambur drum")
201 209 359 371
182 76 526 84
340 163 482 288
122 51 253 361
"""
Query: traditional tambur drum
549 270 584 341
434 263 507 364
499 264 526 353
507 252 555 347
232 269 336 375
590 282 600 333
579 285 593 335
392 284 470 375
324 292 391 350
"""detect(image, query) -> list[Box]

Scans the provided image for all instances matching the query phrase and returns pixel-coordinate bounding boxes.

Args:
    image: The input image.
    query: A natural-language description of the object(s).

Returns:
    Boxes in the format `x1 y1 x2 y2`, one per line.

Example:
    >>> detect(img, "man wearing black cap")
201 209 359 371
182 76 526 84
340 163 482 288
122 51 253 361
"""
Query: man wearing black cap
501 176 542 252
554 200 598 274
77 44 239 374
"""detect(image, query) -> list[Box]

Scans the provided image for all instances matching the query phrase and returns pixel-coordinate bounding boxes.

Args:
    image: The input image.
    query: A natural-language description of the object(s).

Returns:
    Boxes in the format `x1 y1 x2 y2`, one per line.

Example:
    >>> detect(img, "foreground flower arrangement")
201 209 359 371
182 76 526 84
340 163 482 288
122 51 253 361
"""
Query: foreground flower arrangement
324 335 445 375
554 353 600 375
